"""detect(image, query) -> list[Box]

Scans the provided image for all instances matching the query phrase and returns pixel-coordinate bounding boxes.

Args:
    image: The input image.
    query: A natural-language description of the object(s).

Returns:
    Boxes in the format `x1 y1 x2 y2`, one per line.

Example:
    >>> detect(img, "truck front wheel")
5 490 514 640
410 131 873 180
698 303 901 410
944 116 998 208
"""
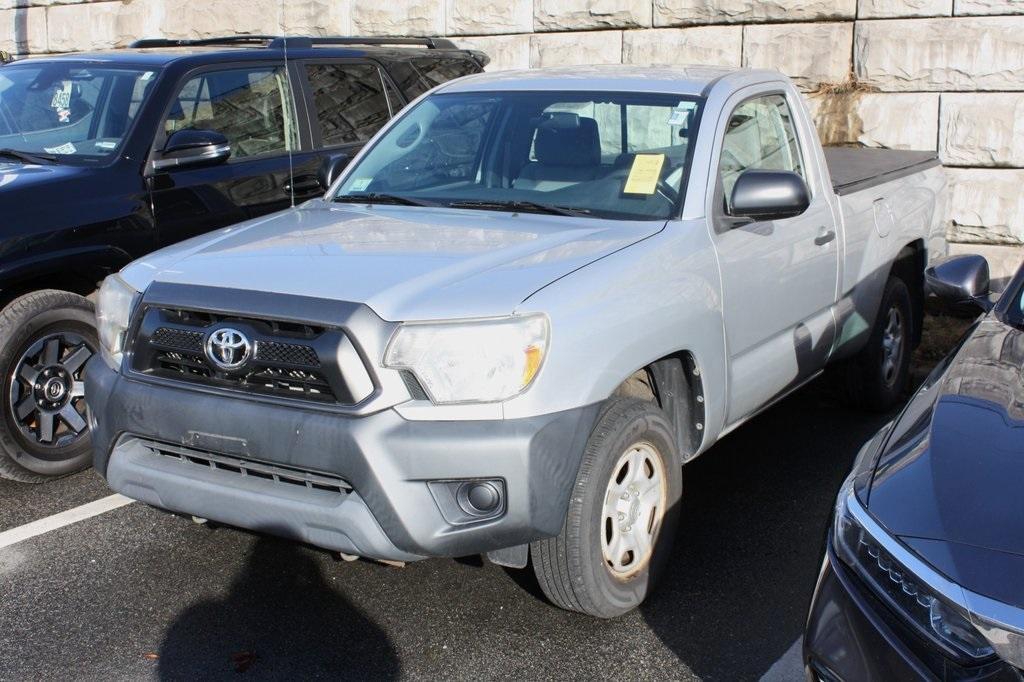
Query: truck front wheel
531 398 682 618
0 290 97 483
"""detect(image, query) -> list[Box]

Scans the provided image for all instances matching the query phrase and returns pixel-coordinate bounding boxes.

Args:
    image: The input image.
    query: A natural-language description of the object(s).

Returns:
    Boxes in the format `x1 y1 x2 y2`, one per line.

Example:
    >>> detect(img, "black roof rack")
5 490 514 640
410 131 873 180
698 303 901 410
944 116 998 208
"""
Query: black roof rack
129 35 460 50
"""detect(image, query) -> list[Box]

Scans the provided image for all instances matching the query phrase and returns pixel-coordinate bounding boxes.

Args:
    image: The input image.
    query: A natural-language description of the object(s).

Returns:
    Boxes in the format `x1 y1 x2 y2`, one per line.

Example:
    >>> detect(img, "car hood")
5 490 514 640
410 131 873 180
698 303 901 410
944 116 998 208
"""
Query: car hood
0 160 87 192
121 200 664 321
867 315 1024 607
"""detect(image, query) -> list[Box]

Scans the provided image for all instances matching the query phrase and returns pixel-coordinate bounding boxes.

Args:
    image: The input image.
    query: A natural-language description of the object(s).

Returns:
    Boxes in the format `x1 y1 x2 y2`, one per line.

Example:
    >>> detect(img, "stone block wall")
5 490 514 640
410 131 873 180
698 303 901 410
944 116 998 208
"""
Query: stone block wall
2 0 1023 259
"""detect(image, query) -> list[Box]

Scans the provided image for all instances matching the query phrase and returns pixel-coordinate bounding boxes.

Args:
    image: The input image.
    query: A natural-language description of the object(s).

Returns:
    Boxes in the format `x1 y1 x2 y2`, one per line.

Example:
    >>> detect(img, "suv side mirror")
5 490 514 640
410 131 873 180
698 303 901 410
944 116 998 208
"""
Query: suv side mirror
729 169 810 221
152 129 230 171
925 254 992 316
317 153 351 191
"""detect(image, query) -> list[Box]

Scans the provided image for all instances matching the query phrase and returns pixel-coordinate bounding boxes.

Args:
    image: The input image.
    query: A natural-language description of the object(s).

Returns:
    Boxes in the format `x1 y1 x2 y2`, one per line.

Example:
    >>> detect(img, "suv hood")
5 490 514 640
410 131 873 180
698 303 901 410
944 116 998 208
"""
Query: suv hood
122 201 664 321
867 316 1024 607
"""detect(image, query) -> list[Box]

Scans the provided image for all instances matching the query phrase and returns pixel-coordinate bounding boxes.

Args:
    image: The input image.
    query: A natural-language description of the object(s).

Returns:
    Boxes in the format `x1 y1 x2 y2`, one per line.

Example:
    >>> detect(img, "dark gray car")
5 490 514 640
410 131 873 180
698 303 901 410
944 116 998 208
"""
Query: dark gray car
805 254 1024 680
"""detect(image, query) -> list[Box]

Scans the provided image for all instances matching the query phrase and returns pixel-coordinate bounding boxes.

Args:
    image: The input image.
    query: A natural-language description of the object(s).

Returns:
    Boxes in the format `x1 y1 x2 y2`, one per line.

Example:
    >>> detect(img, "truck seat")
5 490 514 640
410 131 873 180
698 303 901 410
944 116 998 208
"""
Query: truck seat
514 116 602 192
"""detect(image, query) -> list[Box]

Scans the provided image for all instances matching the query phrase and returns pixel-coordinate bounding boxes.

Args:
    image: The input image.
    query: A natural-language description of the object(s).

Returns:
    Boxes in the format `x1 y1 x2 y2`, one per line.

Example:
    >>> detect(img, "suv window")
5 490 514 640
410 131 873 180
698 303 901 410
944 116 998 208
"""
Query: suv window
387 57 481 100
305 63 391 147
164 66 297 159
0 63 158 161
719 94 804 212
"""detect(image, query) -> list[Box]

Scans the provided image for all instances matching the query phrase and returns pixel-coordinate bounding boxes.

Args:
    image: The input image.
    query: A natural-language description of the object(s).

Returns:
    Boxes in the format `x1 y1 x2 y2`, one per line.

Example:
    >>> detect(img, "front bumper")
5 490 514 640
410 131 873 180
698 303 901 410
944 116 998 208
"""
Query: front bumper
804 546 1021 681
85 357 598 562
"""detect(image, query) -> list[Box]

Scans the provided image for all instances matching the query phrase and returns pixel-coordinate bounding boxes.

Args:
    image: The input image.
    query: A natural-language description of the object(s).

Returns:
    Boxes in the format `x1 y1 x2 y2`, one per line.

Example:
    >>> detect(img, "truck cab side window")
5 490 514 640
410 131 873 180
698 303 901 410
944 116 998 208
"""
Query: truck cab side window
164 67 297 159
719 94 804 213
305 63 391 147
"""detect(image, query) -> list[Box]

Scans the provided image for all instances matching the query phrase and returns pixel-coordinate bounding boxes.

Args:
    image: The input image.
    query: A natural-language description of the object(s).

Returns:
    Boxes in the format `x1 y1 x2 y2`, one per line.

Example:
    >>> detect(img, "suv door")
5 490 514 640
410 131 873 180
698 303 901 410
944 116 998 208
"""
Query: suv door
297 60 398 183
711 90 840 424
148 63 321 246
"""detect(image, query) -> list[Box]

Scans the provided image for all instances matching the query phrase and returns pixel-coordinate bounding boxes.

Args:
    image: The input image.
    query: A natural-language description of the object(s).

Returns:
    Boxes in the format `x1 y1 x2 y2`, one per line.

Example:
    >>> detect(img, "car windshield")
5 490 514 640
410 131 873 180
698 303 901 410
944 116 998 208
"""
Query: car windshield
0 62 159 163
334 90 703 221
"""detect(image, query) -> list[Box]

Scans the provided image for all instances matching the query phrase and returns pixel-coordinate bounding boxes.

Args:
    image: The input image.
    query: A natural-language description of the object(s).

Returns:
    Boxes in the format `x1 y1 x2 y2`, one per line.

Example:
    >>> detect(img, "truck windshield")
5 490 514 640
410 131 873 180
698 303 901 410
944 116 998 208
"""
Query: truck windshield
334 91 702 221
0 62 159 163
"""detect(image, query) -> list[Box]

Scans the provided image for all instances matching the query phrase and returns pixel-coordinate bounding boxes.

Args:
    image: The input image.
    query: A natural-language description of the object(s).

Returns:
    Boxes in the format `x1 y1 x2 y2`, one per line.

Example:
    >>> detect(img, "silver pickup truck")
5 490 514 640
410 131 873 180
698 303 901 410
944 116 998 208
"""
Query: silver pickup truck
85 66 947 617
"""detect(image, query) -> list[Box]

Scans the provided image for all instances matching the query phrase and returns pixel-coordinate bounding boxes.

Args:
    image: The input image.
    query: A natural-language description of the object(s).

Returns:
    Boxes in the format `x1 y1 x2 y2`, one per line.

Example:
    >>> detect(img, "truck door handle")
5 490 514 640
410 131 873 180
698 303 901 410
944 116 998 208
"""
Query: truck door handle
814 229 836 246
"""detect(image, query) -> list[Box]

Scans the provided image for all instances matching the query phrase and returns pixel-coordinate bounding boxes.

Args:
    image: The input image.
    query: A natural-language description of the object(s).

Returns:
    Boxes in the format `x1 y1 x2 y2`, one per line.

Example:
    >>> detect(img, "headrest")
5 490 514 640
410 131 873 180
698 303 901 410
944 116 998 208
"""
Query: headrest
533 113 601 166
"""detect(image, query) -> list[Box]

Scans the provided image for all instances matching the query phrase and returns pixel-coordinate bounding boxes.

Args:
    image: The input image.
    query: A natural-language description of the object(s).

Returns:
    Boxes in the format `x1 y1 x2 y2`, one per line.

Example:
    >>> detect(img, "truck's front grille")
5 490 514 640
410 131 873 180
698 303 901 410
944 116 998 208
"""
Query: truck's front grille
139 439 351 495
130 307 374 406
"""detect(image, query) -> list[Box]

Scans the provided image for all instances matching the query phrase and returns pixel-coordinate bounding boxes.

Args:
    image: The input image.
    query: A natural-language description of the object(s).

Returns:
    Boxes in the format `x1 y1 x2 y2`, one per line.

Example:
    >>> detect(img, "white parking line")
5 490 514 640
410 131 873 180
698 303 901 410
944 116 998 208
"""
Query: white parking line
759 636 803 682
0 494 134 550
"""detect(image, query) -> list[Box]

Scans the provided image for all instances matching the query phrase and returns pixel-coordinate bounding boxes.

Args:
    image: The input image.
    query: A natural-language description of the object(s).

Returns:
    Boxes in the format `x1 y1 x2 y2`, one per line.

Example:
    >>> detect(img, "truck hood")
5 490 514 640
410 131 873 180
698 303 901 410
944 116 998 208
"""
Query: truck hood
867 316 1024 608
122 201 664 321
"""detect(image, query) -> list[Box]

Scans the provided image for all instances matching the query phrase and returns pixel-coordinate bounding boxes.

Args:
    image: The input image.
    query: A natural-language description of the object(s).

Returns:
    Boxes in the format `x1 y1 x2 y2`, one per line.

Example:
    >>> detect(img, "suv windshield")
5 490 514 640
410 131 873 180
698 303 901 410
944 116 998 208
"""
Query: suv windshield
0 62 158 162
334 91 702 221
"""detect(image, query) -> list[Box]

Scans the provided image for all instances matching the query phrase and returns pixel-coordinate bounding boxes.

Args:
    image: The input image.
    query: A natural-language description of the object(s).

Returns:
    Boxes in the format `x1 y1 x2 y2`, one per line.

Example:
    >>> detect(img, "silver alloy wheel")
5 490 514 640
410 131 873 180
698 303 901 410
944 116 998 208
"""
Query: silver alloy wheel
880 305 905 387
601 441 668 579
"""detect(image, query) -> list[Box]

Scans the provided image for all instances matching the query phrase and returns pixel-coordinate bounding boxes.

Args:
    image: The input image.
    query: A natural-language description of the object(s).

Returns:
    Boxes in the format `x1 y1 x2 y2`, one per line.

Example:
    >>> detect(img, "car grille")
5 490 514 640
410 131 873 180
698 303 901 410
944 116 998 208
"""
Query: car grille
140 438 351 494
130 307 373 406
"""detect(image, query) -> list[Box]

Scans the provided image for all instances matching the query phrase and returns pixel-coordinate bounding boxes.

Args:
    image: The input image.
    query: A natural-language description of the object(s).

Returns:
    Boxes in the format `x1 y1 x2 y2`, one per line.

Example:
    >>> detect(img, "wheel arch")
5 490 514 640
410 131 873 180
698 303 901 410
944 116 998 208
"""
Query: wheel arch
611 350 707 463
0 245 132 308
890 239 926 348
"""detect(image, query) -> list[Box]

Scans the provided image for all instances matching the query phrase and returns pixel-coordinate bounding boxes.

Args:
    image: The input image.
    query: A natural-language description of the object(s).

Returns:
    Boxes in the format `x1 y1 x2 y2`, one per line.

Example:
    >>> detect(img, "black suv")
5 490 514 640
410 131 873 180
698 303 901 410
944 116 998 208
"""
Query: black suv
0 36 486 482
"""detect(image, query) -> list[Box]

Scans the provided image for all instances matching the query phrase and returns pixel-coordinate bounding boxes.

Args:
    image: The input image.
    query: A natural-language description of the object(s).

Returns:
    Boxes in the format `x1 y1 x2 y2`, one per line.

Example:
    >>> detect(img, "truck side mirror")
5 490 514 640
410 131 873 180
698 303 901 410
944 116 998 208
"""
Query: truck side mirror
729 169 810 221
152 129 231 172
925 254 993 316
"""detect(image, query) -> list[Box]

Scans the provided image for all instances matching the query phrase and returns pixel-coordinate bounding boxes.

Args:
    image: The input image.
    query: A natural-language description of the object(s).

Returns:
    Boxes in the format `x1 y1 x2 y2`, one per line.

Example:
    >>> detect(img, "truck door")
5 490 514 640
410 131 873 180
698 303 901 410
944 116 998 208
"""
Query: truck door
147 63 322 246
711 90 840 425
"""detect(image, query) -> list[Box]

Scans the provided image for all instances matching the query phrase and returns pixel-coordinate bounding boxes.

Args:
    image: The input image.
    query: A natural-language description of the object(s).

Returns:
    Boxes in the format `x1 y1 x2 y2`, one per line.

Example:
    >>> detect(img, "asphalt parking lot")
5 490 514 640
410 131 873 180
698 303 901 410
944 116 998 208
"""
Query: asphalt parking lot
4 320 971 682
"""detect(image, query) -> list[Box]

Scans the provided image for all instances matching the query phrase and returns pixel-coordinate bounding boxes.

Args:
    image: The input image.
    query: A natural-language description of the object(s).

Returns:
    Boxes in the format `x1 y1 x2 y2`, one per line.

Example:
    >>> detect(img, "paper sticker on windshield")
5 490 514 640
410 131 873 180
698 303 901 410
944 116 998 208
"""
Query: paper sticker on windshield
50 81 72 110
96 140 117 150
350 178 372 191
667 101 697 127
44 142 77 155
141 71 154 81
623 154 665 195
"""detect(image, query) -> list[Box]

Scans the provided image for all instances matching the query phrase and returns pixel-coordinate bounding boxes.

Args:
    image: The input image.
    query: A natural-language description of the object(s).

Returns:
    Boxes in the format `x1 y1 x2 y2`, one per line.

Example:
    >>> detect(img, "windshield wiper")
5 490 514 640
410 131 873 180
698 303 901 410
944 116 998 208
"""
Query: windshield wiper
334 192 437 207
0 148 58 164
446 199 592 217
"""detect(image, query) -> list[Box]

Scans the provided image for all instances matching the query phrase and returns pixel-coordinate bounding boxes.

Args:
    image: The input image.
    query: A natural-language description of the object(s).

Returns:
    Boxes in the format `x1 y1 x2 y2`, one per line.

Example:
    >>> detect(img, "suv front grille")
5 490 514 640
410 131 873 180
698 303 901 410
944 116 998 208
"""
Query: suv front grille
130 307 374 406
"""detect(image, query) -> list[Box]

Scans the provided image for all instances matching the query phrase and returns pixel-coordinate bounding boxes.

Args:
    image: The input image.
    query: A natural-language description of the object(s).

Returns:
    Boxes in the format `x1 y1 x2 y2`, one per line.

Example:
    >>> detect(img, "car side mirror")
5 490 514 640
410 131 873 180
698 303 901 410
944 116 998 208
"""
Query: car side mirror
152 129 230 171
729 169 810 221
317 153 351 191
925 254 993 316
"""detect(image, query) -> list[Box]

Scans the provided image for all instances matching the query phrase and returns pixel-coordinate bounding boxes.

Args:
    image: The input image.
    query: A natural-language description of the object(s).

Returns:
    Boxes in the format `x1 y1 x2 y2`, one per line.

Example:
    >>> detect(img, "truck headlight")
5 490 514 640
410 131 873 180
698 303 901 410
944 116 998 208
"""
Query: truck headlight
833 481 995 662
96 274 140 368
384 314 548 404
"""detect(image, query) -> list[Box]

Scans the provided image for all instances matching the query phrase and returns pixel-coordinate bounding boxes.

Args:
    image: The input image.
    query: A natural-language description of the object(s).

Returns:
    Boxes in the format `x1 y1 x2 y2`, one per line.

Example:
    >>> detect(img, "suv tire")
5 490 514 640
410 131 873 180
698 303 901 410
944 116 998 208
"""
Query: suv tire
838 276 914 412
0 290 97 483
531 397 682 618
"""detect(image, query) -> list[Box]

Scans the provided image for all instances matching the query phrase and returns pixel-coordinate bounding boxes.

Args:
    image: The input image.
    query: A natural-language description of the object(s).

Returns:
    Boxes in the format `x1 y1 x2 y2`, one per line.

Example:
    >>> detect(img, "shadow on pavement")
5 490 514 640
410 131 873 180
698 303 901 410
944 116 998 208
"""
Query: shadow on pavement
639 380 894 680
158 531 400 680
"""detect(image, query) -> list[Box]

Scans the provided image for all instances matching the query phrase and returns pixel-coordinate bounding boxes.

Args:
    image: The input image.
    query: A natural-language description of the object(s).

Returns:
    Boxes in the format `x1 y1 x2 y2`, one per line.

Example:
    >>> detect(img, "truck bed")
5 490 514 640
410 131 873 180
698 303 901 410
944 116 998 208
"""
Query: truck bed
824 147 940 196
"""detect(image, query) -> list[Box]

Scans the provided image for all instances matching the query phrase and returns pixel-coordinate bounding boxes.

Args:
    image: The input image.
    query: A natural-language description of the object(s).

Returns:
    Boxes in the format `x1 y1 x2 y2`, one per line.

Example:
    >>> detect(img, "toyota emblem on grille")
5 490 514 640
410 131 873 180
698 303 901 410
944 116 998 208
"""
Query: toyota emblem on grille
205 328 251 370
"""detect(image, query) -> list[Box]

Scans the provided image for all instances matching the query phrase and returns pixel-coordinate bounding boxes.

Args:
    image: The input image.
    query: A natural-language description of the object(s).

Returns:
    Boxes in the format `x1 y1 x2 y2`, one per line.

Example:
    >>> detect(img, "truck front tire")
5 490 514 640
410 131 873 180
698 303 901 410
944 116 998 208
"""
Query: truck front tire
0 290 97 483
839 276 914 412
531 398 682 618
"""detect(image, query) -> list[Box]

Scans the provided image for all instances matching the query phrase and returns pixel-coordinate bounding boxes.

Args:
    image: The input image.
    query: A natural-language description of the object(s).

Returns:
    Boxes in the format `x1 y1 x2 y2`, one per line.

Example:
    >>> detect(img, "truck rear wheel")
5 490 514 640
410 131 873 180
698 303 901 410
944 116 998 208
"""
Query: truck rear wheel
0 290 97 483
531 398 682 618
839 276 913 412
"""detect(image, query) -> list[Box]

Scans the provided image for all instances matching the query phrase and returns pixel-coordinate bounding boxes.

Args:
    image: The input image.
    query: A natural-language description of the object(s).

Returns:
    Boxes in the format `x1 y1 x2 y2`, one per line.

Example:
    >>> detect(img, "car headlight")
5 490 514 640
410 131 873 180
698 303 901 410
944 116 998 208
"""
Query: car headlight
833 481 995 662
96 274 140 368
384 314 548 404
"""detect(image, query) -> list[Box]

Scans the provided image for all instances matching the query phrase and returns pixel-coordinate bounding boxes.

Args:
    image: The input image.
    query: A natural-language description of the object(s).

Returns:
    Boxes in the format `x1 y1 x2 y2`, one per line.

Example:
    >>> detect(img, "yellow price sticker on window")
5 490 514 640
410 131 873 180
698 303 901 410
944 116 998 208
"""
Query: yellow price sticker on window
623 154 666 195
